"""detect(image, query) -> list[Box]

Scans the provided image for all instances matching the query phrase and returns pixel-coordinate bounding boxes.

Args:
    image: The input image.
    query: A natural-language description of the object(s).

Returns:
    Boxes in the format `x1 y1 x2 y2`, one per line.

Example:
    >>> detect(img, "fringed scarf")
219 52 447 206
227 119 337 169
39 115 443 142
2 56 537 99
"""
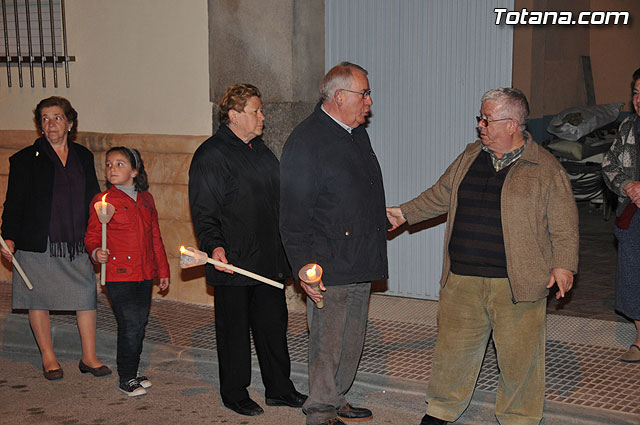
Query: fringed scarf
39 138 87 261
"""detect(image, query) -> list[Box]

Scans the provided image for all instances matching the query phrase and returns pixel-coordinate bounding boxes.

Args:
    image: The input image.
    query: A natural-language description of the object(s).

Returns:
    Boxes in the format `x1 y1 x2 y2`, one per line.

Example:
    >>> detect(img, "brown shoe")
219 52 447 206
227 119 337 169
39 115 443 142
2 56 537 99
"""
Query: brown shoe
336 403 372 421
43 365 63 380
621 344 640 363
79 360 112 377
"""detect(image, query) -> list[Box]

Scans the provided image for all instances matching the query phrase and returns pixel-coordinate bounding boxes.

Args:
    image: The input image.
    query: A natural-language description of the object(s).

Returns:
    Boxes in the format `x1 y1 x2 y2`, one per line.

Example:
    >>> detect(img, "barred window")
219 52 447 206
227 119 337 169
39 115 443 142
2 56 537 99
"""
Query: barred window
0 0 74 88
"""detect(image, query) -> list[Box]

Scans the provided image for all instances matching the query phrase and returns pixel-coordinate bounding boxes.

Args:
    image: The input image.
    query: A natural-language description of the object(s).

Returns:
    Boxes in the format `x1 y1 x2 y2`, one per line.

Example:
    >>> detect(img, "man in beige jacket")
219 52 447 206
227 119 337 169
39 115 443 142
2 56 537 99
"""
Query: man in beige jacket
387 88 578 425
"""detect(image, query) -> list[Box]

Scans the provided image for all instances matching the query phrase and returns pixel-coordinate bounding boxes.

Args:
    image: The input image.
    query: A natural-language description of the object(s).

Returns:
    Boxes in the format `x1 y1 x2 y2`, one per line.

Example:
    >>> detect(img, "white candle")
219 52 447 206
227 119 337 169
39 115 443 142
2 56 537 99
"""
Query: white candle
179 246 284 289
100 194 108 286
0 235 33 290
100 222 107 286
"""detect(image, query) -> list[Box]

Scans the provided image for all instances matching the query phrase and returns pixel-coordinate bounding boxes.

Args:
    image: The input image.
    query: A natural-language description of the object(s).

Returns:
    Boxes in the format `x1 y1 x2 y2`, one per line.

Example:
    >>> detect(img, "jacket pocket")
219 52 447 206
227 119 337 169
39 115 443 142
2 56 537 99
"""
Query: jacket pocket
324 219 374 239
106 251 141 280
111 207 133 225
323 219 378 271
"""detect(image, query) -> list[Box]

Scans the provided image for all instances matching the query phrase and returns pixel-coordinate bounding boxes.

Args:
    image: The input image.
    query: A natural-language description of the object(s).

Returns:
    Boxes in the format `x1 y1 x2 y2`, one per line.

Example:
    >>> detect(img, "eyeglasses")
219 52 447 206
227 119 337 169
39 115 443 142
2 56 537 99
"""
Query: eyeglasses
476 116 513 127
340 88 372 99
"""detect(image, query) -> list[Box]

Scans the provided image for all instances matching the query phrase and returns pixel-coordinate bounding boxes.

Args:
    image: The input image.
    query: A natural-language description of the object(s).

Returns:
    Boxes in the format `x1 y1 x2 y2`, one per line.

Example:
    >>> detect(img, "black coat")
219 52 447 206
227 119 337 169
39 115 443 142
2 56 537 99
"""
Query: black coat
188 124 291 286
280 103 389 286
1 138 100 252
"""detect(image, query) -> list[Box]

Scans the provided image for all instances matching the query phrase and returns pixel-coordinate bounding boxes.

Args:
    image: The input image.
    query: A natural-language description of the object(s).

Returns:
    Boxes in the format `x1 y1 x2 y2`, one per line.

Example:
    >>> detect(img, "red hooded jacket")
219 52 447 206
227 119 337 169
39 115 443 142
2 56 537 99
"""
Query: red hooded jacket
85 186 170 282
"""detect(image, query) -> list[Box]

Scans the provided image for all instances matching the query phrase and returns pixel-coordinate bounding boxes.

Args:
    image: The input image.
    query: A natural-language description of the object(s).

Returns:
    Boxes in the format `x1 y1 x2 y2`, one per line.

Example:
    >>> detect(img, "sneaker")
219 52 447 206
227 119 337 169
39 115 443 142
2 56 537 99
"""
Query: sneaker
119 378 147 397
136 375 152 388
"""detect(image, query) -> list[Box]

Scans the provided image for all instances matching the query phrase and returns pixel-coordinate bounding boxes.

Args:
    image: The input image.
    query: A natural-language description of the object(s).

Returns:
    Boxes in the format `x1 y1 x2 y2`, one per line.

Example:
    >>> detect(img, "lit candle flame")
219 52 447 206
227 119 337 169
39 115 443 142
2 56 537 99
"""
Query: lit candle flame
100 193 108 214
179 246 186 254
306 264 317 280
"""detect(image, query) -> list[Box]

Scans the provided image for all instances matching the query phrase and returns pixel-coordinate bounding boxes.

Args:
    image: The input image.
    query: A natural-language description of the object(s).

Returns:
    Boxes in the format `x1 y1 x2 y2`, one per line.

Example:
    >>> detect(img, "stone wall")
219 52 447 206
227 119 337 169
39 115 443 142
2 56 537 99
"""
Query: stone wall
209 0 324 157
0 129 307 310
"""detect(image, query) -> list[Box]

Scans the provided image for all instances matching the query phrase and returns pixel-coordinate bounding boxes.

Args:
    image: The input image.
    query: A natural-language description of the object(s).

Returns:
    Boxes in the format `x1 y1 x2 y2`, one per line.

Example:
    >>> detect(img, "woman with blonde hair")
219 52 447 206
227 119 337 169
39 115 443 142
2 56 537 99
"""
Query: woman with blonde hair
189 84 306 416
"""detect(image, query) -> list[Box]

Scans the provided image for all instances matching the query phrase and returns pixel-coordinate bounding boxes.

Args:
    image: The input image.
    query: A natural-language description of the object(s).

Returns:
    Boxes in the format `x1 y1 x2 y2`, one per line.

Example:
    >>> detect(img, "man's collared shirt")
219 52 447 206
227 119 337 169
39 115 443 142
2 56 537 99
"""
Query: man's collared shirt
482 133 529 171
321 104 353 134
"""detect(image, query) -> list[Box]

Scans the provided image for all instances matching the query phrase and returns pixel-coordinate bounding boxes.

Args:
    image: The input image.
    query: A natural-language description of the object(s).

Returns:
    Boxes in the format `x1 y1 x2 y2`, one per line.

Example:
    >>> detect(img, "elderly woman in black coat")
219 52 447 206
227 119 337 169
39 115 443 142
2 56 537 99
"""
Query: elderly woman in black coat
188 83 306 416
1 97 110 379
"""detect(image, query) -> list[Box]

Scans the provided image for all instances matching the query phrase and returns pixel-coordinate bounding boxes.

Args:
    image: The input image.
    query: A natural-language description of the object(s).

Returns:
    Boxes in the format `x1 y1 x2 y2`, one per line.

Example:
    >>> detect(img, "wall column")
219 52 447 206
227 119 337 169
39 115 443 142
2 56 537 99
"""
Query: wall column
208 0 325 309
209 0 325 156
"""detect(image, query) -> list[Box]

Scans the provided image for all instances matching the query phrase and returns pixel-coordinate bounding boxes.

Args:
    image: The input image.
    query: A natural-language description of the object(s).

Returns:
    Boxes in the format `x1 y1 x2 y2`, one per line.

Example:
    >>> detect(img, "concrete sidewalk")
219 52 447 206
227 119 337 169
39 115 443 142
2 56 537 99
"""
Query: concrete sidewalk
1 283 638 425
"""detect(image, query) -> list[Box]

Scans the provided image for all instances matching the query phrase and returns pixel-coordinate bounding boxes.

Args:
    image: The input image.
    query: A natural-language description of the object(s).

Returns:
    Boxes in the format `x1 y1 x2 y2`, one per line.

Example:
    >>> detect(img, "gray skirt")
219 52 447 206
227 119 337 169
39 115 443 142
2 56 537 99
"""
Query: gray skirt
12 243 97 311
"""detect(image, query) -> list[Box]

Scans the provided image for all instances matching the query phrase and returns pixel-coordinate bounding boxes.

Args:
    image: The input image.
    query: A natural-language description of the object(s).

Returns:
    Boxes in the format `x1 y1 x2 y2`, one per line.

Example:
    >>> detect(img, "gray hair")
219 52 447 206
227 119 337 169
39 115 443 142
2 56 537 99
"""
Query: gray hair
481 87 529 131
320 62 368 102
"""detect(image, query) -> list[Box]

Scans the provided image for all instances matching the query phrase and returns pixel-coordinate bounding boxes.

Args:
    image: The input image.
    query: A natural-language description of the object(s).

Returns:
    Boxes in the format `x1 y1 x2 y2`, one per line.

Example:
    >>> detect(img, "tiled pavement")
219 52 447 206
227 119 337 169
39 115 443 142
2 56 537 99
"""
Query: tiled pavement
1 203 640 421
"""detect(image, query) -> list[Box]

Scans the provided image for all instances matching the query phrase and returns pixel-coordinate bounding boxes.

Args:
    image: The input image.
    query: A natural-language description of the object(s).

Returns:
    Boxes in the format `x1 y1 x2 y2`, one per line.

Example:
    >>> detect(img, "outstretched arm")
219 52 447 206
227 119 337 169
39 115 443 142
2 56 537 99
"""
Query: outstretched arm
386 207 406 231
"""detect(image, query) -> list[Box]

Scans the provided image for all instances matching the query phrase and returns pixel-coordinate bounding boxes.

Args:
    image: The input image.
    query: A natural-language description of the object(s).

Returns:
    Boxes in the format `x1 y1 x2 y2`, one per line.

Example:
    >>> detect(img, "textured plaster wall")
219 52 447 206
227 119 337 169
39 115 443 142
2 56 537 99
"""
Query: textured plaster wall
589 0 640 110
0 0 215 305
513 0 590 118
0 0 212 135
513 0 640 117
209 0 324 157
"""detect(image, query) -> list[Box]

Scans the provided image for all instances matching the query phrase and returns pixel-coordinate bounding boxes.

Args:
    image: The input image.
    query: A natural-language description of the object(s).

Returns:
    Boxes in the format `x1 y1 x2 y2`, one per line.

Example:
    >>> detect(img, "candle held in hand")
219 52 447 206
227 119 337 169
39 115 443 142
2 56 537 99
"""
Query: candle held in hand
298 263 324 308
179 246 284 289
94 194 115 286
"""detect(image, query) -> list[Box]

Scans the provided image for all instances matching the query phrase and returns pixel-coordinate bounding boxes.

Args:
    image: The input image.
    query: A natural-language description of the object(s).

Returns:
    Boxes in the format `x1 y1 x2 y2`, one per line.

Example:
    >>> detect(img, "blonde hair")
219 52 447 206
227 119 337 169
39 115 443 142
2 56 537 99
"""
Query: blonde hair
218 83 261 124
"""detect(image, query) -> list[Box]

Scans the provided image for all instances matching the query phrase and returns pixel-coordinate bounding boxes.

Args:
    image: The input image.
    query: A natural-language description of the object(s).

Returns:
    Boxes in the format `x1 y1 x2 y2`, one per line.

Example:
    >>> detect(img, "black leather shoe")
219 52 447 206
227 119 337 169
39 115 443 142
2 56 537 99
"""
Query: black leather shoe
79 360 112 377
42 365 63 380
337 403 372 421
420 413 448 425
265 389 308 407
223 398 264 416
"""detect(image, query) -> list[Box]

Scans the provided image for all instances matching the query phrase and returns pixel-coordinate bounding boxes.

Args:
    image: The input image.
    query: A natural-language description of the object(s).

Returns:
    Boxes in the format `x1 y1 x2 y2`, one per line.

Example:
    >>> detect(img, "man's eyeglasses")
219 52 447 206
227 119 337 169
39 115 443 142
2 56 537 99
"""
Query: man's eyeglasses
340 88 372 99
476 116 513 127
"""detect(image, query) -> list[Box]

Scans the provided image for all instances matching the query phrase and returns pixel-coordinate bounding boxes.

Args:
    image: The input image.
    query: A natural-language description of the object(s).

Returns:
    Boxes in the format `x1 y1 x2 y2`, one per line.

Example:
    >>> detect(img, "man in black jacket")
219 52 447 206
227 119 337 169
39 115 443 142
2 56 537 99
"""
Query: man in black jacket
280 62 389 425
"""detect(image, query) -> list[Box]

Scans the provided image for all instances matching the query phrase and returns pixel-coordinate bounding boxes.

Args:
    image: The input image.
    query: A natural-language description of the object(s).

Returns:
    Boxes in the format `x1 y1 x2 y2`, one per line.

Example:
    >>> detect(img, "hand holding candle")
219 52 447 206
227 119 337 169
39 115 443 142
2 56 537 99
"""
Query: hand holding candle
212 247 233 274
298 263 324 308
179 246 284 289
94 194 115 286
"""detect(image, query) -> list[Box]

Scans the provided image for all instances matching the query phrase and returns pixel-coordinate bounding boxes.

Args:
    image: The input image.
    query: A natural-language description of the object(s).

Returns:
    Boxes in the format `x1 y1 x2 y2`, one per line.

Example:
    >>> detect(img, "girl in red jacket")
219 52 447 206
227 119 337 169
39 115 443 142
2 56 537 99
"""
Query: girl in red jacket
85 147 170 397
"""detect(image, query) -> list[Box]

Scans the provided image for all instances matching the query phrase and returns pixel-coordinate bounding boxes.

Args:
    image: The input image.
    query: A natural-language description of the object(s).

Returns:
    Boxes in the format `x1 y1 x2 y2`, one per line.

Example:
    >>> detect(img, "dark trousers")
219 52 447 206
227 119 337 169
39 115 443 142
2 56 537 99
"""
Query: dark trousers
105 280 153 384
214 283 295 403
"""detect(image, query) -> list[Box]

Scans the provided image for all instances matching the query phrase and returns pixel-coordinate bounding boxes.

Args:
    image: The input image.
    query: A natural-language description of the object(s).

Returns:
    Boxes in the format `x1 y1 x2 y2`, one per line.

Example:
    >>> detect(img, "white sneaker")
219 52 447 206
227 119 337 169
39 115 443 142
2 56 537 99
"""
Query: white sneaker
119 378 147 397
136 375 152 388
